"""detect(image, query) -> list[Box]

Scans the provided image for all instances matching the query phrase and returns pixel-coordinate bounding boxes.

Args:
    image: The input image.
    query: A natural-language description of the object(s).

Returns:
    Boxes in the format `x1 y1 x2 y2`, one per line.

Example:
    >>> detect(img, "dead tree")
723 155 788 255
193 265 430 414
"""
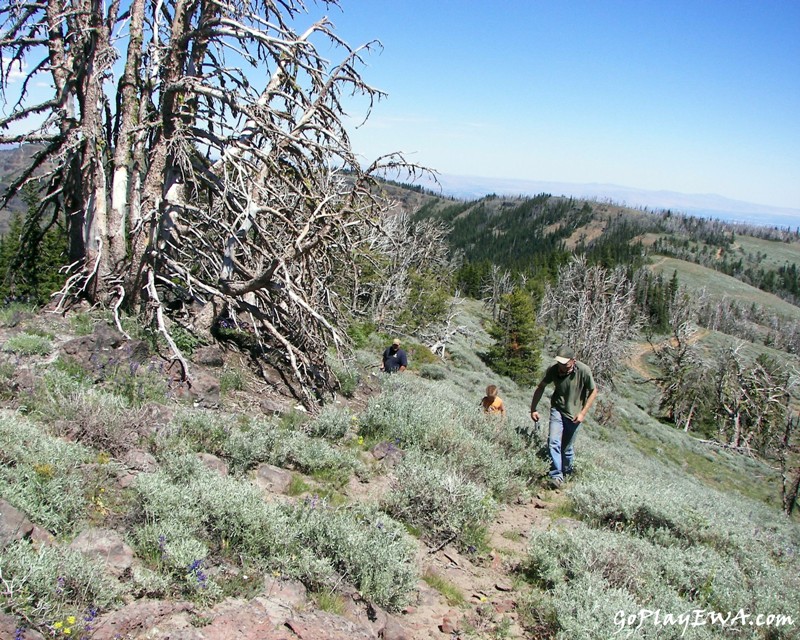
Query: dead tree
0 0 425 403
649 285 710 432
713 345 795 452
481 265 513 322
651 319 708 432
355 208 451 330
780 413 800 516
539 256 641 383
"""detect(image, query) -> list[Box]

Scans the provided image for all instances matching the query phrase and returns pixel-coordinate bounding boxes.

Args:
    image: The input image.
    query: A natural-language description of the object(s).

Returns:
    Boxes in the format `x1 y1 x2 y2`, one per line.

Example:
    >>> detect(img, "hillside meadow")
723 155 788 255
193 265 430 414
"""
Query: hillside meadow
648 255 800 322
0 300 797 639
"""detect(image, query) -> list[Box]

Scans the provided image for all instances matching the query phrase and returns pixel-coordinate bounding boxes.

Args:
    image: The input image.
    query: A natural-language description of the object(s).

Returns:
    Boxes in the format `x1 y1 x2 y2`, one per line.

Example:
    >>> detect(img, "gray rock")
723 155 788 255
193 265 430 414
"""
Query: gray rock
285 610 376 639
194 346 225 367
122 449 158 472
68 528 134 578
197 452 229 476
254 463 293 494
0 498 34 545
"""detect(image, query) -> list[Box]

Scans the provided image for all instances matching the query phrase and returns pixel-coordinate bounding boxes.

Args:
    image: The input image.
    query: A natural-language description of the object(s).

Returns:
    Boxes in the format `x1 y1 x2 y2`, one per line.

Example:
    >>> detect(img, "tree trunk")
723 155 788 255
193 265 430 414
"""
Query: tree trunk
784 470 800 516
109 0 146 273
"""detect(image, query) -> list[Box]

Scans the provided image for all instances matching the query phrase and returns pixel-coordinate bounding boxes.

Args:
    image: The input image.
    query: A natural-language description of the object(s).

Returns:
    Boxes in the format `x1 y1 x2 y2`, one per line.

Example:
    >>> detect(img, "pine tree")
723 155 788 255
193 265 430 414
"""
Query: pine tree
0 184 67 305
482 288 542 386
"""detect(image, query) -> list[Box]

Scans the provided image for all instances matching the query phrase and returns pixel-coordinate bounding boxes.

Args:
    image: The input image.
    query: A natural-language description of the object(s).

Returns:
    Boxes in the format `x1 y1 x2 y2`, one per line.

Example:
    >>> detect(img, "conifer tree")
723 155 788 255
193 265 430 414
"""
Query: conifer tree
0 185 67 304
482 288 542 386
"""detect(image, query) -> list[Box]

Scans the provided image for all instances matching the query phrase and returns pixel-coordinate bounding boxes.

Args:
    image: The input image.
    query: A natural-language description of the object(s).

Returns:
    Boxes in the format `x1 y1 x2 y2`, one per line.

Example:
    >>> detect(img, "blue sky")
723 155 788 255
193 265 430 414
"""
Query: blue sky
320 0 800 210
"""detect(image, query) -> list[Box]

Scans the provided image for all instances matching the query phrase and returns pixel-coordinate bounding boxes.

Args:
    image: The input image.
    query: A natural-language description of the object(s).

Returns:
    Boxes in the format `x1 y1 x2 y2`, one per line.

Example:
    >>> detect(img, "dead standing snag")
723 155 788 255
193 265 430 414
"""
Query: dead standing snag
0 0 428 403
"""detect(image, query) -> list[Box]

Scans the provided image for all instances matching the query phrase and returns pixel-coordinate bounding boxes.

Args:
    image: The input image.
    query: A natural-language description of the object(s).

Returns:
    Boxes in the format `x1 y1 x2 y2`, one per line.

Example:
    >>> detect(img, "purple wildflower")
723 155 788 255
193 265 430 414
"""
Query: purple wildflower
188 559 208 589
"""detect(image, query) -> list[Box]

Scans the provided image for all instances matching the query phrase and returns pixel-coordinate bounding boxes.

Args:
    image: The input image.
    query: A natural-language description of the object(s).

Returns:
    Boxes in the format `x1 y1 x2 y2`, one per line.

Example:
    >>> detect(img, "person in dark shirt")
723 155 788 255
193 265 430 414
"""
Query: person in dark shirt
530 345 598 489
381 338 408 373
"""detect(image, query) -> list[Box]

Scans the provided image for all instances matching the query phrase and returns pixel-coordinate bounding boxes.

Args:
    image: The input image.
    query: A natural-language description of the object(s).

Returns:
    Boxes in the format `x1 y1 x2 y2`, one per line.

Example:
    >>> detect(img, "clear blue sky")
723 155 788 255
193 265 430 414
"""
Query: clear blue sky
318 0 800 210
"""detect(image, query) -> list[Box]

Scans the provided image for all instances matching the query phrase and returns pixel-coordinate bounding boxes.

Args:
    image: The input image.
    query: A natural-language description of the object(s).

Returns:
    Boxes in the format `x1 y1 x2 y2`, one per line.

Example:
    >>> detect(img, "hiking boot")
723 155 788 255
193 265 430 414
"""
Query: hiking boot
548 476 563 489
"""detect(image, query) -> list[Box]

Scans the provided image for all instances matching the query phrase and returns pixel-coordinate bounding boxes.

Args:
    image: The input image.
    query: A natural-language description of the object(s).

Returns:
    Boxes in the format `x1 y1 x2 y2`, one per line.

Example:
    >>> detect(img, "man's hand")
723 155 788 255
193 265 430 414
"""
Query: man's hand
530 410 540 422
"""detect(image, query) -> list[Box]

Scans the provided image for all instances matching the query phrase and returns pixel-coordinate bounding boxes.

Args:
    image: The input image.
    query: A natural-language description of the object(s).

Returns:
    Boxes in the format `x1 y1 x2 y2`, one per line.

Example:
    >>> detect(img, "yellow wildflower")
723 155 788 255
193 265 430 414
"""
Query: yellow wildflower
67 616 76 625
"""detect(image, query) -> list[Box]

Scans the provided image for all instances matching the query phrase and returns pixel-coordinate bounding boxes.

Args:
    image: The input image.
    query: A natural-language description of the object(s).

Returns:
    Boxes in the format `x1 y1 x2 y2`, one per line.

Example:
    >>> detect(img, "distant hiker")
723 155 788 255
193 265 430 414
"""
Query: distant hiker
381 338 408 373
530 345 598 489
480 384 507 418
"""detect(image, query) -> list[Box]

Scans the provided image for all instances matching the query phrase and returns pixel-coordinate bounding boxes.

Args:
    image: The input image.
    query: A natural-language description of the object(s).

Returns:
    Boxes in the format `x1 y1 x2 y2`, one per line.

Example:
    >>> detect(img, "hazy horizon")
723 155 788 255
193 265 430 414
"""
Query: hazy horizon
412 172 800 229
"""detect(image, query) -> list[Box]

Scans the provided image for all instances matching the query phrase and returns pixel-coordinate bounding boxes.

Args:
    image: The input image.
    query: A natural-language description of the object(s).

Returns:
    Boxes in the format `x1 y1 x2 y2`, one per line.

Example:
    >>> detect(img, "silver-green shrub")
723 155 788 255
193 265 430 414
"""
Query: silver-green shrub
0 539 124 635
0 414 93 536
360 375 542 499
1 332 53 356
223 420 365 481
159 408 231 456
132 453 416 609
36 386 151 456
222 421 279 471
523 458 800 639
290 501 418 610
383 450 496 550
569 474 710 544
305 405 352 441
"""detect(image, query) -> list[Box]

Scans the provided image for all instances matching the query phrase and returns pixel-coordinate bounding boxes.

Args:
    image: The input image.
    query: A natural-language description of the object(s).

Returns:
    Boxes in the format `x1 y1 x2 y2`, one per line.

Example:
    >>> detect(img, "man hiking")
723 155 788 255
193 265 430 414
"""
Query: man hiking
530 345 598 489
381 338 408 373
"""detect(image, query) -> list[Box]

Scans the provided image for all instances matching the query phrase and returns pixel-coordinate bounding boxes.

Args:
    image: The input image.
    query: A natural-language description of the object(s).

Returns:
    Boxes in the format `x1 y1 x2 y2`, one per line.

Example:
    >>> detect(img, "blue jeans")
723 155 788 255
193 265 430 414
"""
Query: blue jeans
548 408 581 479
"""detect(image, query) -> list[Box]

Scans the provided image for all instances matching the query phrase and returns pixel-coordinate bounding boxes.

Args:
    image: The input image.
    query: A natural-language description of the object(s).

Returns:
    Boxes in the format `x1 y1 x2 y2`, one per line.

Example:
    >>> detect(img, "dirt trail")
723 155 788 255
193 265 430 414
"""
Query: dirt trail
627 328 710 380
344 472 560 639
402 496 557 639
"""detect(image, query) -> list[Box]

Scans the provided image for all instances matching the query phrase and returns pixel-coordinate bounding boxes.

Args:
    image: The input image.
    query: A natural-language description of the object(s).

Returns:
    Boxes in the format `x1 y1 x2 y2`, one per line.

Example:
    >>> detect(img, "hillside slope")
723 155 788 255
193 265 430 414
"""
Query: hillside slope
649 255 800 322
413 189 800 317
0 301 798 639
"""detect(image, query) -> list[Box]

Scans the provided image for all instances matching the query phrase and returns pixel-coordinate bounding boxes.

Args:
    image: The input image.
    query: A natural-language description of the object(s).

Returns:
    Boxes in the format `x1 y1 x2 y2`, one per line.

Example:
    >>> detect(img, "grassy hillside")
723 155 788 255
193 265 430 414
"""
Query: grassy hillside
649 255 800 322
0 301 798 639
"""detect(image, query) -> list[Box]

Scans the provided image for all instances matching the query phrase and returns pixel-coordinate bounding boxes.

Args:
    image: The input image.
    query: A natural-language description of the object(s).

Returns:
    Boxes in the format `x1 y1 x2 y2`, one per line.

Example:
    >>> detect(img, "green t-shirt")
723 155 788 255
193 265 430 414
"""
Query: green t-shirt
541 361 596 420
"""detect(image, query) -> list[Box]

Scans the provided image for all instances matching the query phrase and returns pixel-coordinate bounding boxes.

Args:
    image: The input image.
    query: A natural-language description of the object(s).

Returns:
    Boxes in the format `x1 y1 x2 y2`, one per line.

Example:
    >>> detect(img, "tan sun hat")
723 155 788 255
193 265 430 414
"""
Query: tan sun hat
554 345 575 364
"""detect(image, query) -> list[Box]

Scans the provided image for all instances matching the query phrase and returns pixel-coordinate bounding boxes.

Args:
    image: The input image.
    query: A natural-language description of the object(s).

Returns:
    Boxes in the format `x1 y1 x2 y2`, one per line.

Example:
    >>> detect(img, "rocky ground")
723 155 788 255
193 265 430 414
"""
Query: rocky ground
0 307 565 640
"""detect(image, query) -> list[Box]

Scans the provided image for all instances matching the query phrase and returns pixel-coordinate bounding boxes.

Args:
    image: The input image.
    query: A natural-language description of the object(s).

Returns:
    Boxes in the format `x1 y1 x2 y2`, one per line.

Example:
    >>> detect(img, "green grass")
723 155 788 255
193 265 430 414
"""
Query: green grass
219 367 245 394
422 569 466 606
2 332 53 356
286 474 311 496
312 590 347 615
732 234 800 270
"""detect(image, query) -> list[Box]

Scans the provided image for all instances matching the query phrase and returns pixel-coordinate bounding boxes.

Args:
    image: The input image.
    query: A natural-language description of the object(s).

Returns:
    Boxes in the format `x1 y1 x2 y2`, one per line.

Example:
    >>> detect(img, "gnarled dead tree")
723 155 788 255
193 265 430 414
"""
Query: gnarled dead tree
1 0 424 403
343 204 463 358
648 284 710 432
539 255 641 383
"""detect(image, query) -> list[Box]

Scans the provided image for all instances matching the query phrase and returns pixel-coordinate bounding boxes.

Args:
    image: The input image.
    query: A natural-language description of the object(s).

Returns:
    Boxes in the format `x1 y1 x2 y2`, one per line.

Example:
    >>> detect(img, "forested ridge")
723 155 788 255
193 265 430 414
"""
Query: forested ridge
411 189 800 307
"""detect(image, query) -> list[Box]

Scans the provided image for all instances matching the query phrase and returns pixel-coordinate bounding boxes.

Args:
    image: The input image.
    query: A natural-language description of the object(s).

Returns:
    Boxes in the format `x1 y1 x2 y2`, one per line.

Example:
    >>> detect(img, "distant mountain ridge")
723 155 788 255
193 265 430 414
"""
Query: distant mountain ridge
414 173 800 228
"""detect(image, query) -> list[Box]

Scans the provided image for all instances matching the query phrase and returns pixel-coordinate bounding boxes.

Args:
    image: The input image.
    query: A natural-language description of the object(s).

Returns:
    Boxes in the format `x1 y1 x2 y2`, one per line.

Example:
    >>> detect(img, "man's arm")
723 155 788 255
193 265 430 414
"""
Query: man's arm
530 381 546 422
398 350 408 372
575 387 598 424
